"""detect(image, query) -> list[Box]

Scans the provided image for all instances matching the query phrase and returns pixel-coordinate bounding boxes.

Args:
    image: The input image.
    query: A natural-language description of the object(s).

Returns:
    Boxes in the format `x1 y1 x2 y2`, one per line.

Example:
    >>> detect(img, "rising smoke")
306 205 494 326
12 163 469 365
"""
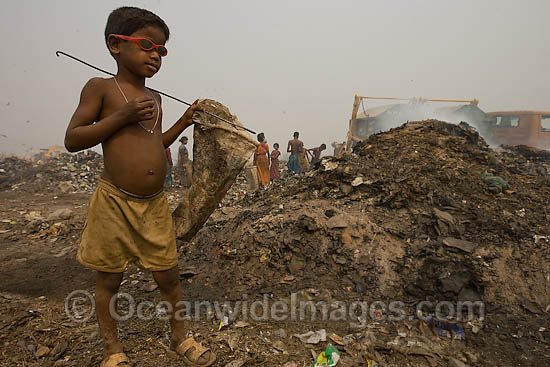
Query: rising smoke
357 102 497 145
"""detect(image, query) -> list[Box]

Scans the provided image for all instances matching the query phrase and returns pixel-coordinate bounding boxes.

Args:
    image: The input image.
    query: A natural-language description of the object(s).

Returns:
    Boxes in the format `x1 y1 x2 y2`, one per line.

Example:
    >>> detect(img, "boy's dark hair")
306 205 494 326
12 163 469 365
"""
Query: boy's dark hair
274 143 279 148
105 7 170 50
320 144 326 150
293 132 299 138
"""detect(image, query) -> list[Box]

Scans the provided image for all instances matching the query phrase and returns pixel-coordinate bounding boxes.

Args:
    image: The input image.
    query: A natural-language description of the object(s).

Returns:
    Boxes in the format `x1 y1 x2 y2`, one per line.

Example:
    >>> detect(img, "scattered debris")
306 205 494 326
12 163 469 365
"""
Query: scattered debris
272 340 287 353
142 282 159 293
448 357 469 367
442 237 477 253
294 329 327 344
427 317 466 341
328 333 345 346
312 343 341 367
35 345 50 358
47 208 74 222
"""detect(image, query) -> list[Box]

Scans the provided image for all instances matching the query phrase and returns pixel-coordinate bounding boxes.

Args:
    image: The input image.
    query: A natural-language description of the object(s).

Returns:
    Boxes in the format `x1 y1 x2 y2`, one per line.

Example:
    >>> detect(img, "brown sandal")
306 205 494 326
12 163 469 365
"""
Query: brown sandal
100 352 130 367
173 337 216 367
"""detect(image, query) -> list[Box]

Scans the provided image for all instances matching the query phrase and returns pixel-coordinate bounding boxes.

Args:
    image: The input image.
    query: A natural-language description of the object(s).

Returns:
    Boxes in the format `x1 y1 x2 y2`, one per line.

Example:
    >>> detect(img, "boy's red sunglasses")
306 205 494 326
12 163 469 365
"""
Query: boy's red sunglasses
112 34 168 57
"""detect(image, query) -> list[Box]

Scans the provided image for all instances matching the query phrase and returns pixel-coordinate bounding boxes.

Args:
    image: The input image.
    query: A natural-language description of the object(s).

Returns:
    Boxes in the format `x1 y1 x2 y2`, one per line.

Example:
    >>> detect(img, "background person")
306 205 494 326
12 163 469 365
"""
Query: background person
270 142 281 181
286 131 303 174
177 136 192 187
308 143 326 168
254 132 270 187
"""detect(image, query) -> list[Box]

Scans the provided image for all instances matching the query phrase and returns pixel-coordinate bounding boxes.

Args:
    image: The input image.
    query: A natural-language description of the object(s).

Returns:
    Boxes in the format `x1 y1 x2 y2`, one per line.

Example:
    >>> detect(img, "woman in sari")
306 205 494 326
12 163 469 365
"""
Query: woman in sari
270 143 281 181
254 133 270 187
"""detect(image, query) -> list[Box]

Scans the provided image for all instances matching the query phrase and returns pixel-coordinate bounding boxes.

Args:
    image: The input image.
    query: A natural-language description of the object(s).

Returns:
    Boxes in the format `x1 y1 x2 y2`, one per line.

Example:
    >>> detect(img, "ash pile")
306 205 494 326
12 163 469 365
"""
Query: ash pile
188 120 550 312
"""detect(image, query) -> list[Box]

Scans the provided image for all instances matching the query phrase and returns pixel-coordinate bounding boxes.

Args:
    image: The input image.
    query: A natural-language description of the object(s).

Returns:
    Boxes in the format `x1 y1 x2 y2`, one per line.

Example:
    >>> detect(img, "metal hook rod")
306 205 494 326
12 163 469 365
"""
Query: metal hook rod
55 51 256 134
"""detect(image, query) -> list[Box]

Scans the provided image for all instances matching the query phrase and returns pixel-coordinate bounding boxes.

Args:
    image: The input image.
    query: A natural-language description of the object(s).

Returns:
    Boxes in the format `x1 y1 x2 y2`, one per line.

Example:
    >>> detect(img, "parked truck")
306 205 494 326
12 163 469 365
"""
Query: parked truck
485 111 550 150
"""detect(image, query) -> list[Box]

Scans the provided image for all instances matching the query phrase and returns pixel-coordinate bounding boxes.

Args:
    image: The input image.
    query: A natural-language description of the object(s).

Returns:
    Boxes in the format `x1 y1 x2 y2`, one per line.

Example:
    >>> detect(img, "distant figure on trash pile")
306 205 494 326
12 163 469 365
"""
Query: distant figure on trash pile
331 141 339 156
331 141 345 158
254 132 270 188
308 144 326 169
164 147 173 188
287 131 304 174
63 6 216 367
270 142 281 182
177 136 192 188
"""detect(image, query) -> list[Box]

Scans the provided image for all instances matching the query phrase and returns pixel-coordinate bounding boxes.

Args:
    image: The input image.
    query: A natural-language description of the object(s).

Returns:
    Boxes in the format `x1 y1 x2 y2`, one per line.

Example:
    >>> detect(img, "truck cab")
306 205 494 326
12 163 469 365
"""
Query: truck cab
486 111 550 150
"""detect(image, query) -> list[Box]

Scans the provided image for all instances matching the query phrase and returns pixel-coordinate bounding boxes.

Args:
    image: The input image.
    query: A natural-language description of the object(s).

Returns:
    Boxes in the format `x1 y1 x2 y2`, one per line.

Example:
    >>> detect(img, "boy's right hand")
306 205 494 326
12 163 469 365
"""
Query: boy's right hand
120 97 156 123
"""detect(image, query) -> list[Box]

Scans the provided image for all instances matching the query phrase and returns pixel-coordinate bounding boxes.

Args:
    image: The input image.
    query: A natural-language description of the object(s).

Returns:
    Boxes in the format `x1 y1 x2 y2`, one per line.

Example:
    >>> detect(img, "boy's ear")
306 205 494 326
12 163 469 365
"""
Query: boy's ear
107 34 122 56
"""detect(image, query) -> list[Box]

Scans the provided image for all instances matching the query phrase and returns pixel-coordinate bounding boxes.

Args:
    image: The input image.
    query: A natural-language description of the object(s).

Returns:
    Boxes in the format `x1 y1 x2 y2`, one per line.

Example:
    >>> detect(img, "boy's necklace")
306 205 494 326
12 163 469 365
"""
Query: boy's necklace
113 77 159 134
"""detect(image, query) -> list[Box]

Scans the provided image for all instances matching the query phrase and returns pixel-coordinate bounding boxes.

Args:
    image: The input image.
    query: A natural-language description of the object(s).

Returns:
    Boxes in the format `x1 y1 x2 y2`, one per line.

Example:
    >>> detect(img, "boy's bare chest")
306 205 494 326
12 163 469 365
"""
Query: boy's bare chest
101 85 158 119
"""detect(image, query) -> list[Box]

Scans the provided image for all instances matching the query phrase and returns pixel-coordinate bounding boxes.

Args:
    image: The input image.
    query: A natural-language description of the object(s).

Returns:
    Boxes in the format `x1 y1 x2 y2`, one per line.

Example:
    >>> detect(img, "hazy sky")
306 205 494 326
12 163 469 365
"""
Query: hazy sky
1 0 549 158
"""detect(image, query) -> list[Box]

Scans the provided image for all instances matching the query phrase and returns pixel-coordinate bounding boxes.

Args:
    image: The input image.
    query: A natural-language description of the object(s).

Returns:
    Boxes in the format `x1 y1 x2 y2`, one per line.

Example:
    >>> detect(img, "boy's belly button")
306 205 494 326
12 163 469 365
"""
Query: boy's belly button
147 169 154 175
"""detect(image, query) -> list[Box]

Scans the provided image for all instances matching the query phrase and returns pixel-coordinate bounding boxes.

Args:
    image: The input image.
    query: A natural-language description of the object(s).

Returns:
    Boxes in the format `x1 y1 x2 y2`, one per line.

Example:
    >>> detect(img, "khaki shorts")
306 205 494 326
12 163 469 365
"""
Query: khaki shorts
77 178 178 273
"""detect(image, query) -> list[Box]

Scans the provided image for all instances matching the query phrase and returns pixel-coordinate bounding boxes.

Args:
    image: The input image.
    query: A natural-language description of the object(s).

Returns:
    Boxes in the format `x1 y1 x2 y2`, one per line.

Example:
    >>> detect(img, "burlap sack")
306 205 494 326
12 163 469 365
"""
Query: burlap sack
173 99 258 241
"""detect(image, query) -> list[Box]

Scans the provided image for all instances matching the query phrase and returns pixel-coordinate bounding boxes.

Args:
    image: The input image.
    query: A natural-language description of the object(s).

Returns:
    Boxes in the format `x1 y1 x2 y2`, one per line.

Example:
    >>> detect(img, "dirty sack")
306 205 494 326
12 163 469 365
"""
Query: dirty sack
173 99 258 241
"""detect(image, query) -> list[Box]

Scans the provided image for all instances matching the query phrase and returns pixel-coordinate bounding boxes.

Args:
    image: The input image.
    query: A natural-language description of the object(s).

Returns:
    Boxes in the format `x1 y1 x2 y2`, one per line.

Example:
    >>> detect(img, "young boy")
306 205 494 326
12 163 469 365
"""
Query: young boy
64 7 216 367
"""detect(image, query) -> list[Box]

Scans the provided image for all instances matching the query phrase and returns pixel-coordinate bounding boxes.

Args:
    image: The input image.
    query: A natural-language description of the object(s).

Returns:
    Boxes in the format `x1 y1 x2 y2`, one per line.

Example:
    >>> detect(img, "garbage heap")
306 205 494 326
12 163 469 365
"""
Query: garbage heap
0 150 103 193
187 120 550 313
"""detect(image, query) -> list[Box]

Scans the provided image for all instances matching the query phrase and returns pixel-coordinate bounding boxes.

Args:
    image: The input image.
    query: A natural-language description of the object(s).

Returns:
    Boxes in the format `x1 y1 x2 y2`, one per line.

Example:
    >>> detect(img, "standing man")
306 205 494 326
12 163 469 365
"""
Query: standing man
177 136 192 188
287 131 304 174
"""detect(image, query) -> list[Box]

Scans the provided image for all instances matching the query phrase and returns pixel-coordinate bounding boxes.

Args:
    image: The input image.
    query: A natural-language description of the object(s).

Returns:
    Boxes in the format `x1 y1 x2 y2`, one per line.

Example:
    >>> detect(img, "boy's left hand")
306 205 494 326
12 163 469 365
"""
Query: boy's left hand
181 99 203 125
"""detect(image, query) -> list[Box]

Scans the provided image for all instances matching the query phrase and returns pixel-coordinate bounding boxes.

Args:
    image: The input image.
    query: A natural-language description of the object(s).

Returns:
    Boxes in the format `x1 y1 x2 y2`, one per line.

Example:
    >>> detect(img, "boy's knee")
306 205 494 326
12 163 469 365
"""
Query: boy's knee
152 268 180 290
96 272 123 293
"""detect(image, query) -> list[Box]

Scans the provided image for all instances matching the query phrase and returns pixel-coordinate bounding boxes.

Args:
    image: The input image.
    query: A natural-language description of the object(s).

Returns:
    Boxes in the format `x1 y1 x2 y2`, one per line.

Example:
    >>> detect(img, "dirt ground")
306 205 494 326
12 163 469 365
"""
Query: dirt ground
1 120 550 366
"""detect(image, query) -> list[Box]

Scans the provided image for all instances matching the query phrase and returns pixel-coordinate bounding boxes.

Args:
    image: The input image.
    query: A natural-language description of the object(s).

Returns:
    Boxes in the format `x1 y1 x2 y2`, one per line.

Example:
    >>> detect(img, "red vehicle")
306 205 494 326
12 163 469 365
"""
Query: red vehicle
486 111 550 150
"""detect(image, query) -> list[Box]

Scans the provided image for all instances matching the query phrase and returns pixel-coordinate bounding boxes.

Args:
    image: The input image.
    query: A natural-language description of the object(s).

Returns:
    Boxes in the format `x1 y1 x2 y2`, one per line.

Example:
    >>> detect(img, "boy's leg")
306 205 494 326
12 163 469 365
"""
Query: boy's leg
96 271 124 357
153 267 215 365
152 267 186 345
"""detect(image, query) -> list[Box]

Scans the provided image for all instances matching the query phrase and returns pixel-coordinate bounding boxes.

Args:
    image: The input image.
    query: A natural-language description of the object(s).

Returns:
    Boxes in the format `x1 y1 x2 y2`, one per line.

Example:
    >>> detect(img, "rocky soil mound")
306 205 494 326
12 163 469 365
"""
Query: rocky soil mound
188 119 550 319
0 150 103 193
